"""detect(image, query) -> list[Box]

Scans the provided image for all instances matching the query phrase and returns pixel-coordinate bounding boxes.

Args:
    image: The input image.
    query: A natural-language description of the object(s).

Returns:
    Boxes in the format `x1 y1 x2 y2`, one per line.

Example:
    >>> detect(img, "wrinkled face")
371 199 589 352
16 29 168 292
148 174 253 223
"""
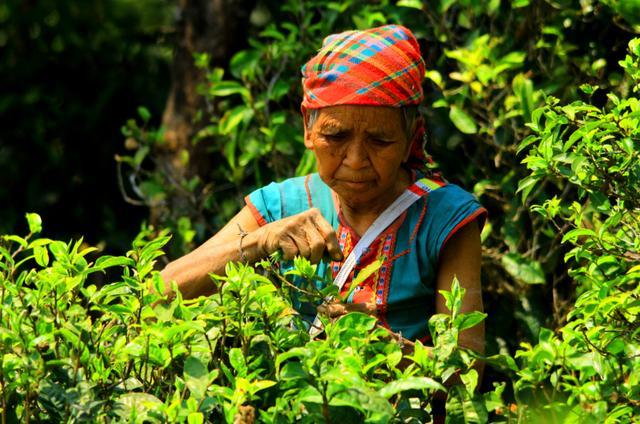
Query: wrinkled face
304 105 413 210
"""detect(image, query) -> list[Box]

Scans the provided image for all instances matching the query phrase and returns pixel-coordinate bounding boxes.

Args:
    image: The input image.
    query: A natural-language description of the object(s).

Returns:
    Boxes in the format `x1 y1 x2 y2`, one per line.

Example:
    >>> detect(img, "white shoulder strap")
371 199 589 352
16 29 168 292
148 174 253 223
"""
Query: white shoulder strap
309 178 442 337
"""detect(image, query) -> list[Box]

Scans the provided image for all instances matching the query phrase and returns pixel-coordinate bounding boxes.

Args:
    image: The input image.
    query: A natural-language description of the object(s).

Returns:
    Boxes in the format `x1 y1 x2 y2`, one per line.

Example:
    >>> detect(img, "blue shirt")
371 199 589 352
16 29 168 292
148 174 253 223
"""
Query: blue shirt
246 172 486 341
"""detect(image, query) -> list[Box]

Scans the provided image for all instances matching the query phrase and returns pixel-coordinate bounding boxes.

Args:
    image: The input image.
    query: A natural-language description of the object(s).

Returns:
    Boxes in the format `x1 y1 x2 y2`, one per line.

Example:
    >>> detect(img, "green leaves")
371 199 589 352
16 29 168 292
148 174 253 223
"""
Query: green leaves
341 259 382 302
501 252 545 285
509 36 640 422
219 106 254 135
449 105 478 134
396 0 423 10
5 209 639 422
455 311 488 332
208 81 249 98
513 74 534 121
94 255 135 269
184 356 217 399
33 245 49 267
561 228 597 244
379 377 444 398
26 212 42 234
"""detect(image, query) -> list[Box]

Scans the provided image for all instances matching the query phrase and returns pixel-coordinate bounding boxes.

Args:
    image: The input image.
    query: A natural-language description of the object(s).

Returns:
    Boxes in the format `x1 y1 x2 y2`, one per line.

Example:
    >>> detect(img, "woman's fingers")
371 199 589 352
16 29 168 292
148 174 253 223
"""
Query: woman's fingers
309 211 343 261
292 231 311 259
279 235 300 260
345 302 377 315
317 301 377 318
259 208 344 262
317 302 347 317
306 226 326 264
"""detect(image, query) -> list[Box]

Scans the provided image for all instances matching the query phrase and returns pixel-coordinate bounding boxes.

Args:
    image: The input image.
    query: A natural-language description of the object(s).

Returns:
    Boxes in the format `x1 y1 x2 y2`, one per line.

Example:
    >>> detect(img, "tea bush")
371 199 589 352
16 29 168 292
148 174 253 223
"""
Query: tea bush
118 0 639 360
1 214 506 422
4 0 640 422
511 38 640 420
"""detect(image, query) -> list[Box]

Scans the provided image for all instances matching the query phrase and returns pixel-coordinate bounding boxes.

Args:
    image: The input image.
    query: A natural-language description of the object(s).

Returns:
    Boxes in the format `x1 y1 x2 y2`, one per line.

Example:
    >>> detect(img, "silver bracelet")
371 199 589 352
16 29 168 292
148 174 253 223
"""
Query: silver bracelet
237 224 249 263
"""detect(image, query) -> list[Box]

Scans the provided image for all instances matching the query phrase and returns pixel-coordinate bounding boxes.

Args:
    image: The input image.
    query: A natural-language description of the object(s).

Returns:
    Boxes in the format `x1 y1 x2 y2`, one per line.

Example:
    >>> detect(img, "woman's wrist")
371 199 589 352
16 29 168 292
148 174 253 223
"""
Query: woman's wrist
240 228 269 263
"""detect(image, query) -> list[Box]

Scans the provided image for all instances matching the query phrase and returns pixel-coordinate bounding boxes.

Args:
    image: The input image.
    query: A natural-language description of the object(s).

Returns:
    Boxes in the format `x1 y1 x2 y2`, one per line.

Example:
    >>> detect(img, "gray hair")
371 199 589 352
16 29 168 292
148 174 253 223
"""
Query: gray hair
306 106 419 142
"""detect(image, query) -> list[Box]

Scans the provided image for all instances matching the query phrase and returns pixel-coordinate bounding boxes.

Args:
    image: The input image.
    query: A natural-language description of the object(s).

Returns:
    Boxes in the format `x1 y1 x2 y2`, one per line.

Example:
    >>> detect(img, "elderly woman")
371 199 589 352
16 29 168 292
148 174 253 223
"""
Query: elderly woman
161 25 486 352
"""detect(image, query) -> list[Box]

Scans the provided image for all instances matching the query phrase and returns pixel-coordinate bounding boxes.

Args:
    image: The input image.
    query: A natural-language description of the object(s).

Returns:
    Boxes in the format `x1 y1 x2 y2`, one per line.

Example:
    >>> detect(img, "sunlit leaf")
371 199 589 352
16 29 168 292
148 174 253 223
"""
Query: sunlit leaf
26 213 42 234
501 253 545 285
379 377 444 398
449 106 477 134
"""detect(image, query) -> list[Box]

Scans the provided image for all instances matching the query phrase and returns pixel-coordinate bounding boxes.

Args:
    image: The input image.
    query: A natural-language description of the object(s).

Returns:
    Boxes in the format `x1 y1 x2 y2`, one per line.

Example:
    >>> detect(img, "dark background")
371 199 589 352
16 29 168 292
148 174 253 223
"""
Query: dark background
0 0 173 251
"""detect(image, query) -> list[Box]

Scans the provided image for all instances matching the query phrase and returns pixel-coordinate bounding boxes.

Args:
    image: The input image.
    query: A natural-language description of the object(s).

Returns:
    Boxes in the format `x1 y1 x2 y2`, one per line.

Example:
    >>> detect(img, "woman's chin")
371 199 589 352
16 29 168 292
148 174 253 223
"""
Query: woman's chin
332 179 376 198
334 187 381 210
340 180 373 191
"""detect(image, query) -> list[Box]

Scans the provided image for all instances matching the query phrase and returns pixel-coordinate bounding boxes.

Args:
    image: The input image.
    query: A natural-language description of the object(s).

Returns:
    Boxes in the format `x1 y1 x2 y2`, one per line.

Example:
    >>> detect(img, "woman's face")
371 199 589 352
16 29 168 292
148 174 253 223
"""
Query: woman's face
304 105 413 211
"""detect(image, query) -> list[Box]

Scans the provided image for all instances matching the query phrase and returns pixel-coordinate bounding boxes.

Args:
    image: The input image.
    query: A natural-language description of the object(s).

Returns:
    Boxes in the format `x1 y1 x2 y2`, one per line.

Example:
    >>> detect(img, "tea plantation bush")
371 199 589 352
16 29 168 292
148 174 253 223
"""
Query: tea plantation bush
3 0 640 422
1 217 503 422
119 0 640 363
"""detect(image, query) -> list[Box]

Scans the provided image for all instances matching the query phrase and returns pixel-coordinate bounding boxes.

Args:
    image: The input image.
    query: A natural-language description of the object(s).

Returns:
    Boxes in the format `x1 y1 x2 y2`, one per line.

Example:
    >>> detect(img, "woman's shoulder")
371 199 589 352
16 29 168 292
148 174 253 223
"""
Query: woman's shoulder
412 171 479 211
257 173 326 192
245 173 333 224
416 178 486 259
427 181 479 208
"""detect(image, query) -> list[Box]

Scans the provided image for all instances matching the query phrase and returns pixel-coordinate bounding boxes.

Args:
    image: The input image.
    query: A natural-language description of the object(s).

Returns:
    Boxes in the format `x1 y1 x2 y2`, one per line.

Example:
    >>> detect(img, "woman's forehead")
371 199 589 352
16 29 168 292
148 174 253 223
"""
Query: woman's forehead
314 105 404 130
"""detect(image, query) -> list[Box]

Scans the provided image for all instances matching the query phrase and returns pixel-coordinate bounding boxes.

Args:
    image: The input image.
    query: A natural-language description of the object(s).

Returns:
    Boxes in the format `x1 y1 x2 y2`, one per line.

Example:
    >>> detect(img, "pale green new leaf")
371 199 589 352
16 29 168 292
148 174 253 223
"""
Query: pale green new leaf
449 106 478 134
26 213 42 234
379 377 445 399
184 356 210 399
501 253 545 285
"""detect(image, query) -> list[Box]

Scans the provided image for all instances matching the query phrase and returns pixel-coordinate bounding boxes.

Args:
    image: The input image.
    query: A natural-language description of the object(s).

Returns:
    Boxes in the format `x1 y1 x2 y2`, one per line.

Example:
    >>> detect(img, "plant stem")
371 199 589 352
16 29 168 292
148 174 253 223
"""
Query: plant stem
24 386 30 424
321 381 331 424
0 372 6 424
144 334 150 387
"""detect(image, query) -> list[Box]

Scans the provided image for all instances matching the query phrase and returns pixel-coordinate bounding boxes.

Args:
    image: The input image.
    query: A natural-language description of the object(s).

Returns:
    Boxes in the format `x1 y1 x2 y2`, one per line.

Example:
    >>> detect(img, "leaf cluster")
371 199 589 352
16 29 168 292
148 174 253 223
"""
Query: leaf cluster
1 214 501 423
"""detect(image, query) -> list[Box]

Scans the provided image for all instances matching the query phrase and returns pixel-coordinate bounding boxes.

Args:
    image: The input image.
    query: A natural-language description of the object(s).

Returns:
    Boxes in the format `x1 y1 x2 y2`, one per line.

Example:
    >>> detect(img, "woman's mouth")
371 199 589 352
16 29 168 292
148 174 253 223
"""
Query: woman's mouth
340 180 373 189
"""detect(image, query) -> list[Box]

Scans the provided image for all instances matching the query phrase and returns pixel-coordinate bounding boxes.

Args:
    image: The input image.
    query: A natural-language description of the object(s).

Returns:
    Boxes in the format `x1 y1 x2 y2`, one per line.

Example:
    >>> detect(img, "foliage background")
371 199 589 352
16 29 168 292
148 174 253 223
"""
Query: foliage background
0 0 173 250
2 0 640 421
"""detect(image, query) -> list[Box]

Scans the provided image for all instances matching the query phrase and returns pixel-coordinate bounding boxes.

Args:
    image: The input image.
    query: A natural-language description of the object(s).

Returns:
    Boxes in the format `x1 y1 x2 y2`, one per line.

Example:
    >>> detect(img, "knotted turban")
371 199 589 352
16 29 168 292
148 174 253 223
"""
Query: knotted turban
301 25 429 169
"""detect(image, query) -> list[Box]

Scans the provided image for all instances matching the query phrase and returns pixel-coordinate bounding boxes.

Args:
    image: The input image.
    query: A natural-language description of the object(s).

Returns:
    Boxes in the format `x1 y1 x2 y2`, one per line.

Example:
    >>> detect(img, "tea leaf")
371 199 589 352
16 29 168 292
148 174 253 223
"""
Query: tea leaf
449 105 478 134
379 377 445 399
25 213 42 234
184 356 210 399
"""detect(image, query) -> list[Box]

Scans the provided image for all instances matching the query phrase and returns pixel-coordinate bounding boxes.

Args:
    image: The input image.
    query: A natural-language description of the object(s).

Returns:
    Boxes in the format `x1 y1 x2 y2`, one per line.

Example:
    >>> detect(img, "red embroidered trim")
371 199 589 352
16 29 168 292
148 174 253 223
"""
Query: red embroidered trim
244 196 268 226
304 174 313 208
439 207 488 256
333 211 406 315
419 333 432 345
390 197 428 261
329 172 440 333
408 184 428 196
409 196 428 243
377 232 396 318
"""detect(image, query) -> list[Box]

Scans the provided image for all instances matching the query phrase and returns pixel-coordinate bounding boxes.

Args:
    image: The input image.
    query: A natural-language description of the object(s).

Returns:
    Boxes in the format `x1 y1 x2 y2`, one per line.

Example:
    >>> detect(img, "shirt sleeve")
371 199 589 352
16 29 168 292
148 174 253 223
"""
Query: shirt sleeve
244 176 314 226
245 182 282 226
424 184 487 264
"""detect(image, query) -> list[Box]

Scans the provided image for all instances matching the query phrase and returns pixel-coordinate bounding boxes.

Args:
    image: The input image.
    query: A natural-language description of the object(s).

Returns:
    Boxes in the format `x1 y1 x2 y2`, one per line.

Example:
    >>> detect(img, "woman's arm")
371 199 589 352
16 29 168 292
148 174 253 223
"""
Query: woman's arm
160 206 262 299
160 206 342 299
436 219 485 375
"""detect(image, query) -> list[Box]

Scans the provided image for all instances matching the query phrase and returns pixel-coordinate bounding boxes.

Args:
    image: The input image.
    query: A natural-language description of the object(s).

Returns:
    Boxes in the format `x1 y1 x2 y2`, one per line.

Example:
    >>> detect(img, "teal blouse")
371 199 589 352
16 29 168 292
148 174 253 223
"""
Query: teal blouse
245 172 486 341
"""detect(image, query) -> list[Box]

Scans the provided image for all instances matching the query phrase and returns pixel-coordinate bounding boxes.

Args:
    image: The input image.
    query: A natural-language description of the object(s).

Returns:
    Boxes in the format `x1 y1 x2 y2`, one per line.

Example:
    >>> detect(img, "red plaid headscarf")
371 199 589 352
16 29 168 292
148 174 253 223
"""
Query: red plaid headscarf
301 25 429 169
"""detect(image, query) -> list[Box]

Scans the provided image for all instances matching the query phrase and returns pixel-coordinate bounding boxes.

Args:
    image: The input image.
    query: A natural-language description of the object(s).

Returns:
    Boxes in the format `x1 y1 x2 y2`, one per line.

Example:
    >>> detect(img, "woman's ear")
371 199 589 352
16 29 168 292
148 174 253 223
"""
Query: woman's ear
402 116 422 163
402 140 413 163
302 107 314 149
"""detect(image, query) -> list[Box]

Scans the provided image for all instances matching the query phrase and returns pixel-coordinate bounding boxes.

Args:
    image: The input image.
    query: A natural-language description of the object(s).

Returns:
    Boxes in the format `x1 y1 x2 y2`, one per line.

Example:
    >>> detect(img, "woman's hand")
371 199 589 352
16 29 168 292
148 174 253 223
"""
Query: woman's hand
316 299 377 317
256 208 343 263
316 300 415 355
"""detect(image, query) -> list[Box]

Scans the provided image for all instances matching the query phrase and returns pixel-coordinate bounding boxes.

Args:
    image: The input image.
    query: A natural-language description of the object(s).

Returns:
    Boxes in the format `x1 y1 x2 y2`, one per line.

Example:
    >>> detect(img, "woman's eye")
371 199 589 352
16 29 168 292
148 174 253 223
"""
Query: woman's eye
372 138 393 146
322 133 346 141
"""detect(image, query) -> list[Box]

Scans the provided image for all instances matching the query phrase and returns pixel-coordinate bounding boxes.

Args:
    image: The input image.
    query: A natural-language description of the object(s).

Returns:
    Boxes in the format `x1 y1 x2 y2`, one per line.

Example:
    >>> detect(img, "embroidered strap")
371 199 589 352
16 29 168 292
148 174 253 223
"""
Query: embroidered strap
309 177 443 337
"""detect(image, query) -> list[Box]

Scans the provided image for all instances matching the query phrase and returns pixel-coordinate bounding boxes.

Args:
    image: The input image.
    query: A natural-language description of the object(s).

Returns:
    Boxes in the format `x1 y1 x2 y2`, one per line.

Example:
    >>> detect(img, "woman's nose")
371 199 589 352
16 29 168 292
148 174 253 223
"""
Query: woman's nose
343 138 370 169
